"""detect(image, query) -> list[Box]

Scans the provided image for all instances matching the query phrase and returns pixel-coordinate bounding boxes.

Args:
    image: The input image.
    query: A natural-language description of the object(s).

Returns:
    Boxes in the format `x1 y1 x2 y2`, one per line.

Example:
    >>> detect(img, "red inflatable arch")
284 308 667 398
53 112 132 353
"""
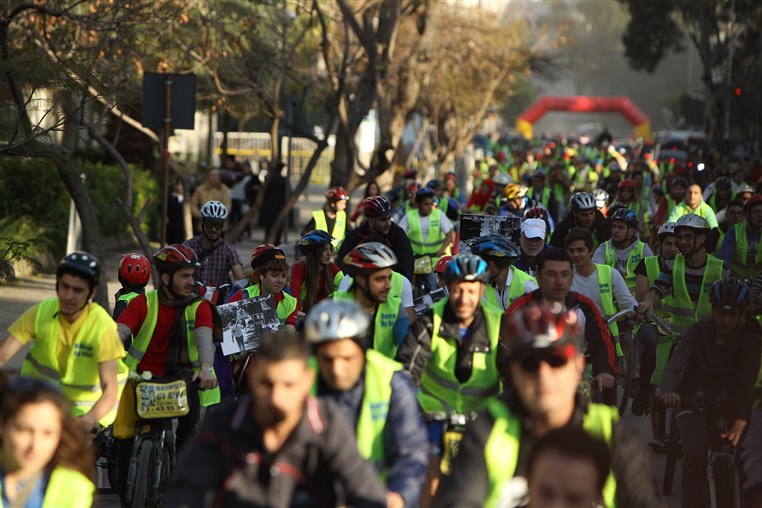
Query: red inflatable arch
516 96 651 139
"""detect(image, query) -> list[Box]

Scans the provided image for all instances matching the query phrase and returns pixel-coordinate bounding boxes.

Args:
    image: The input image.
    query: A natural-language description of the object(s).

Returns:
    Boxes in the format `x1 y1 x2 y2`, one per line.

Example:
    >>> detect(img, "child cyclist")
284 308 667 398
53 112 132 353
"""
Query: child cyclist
113 253 151 320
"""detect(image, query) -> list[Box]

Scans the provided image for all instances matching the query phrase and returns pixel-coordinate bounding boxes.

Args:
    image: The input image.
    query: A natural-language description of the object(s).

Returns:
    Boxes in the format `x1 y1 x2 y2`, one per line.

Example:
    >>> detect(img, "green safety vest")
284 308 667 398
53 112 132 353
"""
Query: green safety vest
731 221 762 280
125 291 220 407
418 299 502 414
243 284 298 328
116 291 141 306
407 209 445 256
484 267 537 311
670 254 724 335
483 400 618 508
708 190 735 213
311 350 402 476
604 241 646 295
334 289 402 359
439 195 450 216
528 186 551 209
299 271 345 304
667 201 718 228
644 256 672 317
753 316 762 408
595 264 619 337
0 466 94 508
312 209 347 249
23 298 128 427
342 272 405 304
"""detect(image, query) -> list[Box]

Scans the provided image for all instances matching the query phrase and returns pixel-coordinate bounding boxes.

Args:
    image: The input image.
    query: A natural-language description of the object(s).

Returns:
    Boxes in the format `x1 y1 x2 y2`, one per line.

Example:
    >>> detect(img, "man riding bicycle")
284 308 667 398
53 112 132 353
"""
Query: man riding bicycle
660 278 760 508
593 207 653 296
469 234 537 311
550 192 612 251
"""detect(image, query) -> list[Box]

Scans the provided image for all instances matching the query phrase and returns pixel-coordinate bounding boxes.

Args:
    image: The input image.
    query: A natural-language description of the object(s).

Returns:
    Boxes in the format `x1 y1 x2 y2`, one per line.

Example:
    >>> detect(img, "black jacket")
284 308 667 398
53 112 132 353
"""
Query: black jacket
433 392 665 508
166 395 387 508
337 221 415 282
550 209 612 249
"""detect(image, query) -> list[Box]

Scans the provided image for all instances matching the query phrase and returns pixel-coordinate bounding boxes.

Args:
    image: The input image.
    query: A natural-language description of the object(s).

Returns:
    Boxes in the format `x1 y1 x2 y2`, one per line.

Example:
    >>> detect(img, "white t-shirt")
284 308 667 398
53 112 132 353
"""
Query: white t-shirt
571 264 637 320
398 210 453 240
338 273 414 309
491 267 539 310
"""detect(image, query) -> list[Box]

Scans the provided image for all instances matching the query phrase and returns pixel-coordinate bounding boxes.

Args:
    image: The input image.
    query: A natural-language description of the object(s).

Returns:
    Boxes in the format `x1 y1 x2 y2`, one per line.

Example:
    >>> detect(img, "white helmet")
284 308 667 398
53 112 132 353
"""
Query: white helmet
570 192 596 212
657 222 677 237
303 299 370 347
342 242 398 276
493 173 513 186
200 200 229 221
674 213 710 231
592 188 609 208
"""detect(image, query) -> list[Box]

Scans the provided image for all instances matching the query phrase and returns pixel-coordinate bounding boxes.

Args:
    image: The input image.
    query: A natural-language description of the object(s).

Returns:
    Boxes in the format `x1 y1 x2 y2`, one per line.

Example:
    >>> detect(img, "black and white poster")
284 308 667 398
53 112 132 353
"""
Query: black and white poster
217 295 280 355
413 287 449 317
458 214 521 254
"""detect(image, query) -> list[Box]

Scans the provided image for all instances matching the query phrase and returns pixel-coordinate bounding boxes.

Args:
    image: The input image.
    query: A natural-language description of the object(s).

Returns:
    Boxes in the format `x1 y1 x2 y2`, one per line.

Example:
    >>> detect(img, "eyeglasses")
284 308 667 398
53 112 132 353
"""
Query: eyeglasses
518 352 569 371
203 222 224 231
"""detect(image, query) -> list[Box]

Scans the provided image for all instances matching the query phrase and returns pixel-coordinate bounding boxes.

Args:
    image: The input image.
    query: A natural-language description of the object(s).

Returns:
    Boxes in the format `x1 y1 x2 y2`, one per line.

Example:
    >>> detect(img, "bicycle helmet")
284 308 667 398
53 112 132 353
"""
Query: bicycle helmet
593 188 609 208
470 234 521 266
657 222 677 238
442 254 489 284
363 196 393 218
298 230 334 255
303 299 370 348
57 251 102 287
200 200 228 221
403 167 417 179
343 242 398 276
406 182 420 197
434 255 454 274
493 173 512 186
153 244 200 274
737 184 754 196
523 205 548 221
743 194 762 212
609 207 638 227
504 183 528 200
326 186 350 201
671 176 689 189
502 303 583 359
118 253 151 286
444 172 457 182
618 179 635 190
426 179 442 191
709 277 749 312
570 192 596 211
715 177 733 192
415 186 436 201
674 213 710 232
250 244 286 270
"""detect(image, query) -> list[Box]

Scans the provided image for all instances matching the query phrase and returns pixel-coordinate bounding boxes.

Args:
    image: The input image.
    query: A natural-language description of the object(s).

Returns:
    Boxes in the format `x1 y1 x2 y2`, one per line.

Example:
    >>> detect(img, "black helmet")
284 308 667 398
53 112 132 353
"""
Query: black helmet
715 177 733 192
470 234 521 268
709 277 748 312
57 251 102 287
609 207 638 227
671 176 689 189
415 186 436 201
298 230 333 255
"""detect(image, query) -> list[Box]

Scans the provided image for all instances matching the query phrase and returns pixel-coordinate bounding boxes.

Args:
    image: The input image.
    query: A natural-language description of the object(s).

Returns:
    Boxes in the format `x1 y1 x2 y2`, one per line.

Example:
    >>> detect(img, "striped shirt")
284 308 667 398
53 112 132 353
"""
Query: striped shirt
651 257 729 303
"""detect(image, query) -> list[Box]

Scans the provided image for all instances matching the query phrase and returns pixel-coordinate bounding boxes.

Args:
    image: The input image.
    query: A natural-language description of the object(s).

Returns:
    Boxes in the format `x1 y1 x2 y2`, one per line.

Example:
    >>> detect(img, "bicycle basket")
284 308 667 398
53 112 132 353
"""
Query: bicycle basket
135 379 190 419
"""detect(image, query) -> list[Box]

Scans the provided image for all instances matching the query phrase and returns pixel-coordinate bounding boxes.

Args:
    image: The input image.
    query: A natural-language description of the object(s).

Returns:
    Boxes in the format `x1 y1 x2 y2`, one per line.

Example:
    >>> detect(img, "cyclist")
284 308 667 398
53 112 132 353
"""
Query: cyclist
660 278 760 508
654 175 688 229
434 255 453 288
0 251 127 430
399 186 455 294
631 222 678 415
718 193 762 280
513 218 552 278
705 176 735 213
114 245 220 498
427 179 460 222
183 200 244 293
637 214 729 337
444 172 464 206
166 330 388 508
505 248 618 402
593 207 653 296
433 304 661 508
470 234 537 311
498 183 528 219
396 254 505 502
305 299 428 508
338 196 415 282
527 169 559 222
336 242 407 359
665 182 719 230
113 253 152 320
227 244 299 331
289 230 344 315
550 192 612 250
593 188 610 217
302 186 350 249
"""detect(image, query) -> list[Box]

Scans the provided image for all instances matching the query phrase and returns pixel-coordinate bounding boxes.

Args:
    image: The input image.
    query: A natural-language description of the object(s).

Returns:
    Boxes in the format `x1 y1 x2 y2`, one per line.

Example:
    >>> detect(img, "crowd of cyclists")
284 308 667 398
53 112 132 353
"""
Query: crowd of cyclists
1 134 762 508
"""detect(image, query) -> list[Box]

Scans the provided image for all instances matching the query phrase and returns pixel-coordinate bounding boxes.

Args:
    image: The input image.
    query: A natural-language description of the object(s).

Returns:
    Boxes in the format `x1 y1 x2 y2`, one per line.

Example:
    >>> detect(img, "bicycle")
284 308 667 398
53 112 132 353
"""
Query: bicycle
95 425 119 493
662 393 743 507
123 373 193 508
424 411 477 475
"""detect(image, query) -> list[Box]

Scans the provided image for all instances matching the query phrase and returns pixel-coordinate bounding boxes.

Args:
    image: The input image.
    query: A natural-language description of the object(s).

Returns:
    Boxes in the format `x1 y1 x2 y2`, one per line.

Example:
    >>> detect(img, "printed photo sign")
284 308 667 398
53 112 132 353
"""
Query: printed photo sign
217 295 281 355
458 214 521 254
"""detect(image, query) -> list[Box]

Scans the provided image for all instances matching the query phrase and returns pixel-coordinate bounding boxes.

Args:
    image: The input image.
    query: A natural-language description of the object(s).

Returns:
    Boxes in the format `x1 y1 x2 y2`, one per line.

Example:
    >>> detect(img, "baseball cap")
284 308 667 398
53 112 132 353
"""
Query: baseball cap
521 218 546 240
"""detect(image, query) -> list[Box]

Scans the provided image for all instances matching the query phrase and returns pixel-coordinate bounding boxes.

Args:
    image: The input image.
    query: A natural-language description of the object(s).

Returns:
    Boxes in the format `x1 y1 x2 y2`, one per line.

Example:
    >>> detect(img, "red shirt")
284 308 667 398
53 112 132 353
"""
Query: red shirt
117 294 213 376
288 261 342 310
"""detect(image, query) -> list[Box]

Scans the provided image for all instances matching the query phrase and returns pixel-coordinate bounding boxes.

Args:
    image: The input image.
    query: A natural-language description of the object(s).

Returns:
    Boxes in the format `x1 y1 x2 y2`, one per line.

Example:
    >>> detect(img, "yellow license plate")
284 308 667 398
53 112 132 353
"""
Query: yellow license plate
136 380 190 419
414 256 433 274
440 430 464 475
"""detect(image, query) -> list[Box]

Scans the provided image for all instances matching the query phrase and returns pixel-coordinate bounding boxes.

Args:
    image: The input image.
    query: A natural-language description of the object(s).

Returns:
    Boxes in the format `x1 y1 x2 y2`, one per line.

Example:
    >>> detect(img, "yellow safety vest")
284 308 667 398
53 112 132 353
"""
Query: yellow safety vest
670 254 724 335
243 283 298 328
334 289 402 359
731 221 762 280
595 264 619 337
604 241 646 295
407 209 445 256
644 256 672 317
125 291 220 407
484 267 537 311
418 299 502 414
0 466 95 508
528 186 551 209
312 209 347 249
23 298 128 427
483 400 618 508
341 272 404 304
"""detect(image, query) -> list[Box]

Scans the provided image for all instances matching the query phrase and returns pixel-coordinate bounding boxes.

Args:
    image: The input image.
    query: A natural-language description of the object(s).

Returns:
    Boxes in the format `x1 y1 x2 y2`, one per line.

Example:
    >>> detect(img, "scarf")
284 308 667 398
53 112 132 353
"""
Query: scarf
159 285 203 376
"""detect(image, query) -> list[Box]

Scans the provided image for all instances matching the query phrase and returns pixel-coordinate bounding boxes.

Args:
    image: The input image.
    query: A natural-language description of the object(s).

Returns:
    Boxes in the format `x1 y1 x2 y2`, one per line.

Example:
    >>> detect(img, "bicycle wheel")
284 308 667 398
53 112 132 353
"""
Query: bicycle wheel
711 455 739 508
132 439 154 508
662 417 680 495
617 333 635 416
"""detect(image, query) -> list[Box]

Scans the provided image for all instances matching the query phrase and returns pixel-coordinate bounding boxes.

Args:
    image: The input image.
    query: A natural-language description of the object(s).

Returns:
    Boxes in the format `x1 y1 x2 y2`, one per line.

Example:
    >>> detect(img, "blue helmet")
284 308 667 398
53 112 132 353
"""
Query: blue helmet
710 277 748 312
443 254 490 284
298 230 333 255
415 186 436 201
609 207 638 226
470 234 521 268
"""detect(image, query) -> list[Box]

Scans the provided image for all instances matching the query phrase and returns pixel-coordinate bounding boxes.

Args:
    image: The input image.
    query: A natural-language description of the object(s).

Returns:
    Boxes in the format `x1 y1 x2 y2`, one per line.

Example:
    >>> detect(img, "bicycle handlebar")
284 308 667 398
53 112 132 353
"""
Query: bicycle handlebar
424 411 476 426
605 307 672 336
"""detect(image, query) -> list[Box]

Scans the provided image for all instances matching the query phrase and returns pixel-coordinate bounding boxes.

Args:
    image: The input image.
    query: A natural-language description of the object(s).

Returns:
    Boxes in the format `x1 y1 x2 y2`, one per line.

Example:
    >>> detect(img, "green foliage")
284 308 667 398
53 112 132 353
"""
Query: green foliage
0 236 42 283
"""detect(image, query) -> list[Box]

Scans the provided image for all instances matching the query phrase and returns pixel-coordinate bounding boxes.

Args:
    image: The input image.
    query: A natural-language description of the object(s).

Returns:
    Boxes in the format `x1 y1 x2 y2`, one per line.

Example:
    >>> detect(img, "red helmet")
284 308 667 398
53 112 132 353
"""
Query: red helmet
118 253 151 286
744 194 762 213
403 167 417 179
618 179 635 189
523 205 548 220
406 182 420 196
363 196 392 218
250 244 287 270
503 303 583 360
434 255 453 274
326 186 350 201
153 245 199 274
343 242 397 277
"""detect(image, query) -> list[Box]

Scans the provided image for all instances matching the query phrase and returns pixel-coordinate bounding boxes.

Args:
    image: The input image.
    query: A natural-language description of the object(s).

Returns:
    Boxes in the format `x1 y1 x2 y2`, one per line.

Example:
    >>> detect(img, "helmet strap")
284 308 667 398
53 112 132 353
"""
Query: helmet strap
354 275 380 305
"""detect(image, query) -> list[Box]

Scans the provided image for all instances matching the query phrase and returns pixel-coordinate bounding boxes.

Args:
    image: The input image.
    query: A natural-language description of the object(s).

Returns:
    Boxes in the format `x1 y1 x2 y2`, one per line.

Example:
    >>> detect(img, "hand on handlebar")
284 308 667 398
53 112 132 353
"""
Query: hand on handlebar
660 392 681 408
635 301 653 320
193 366 217 390
721 419 747 447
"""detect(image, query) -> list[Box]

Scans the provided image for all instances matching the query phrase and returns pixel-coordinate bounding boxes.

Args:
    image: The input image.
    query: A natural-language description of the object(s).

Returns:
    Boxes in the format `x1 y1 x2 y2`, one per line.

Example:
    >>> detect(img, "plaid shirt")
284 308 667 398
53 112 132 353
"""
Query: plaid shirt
184 235 242 287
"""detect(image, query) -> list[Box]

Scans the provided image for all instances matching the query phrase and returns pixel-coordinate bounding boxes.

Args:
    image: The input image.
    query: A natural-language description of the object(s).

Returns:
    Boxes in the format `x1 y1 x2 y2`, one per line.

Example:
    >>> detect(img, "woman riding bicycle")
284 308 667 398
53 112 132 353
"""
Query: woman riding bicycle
289 230 344 317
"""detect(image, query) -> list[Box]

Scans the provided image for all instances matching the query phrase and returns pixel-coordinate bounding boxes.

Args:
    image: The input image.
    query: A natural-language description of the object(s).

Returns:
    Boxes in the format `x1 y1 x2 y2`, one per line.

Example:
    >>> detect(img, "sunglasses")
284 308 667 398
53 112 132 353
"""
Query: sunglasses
518 352 569 371
203 222 224 231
